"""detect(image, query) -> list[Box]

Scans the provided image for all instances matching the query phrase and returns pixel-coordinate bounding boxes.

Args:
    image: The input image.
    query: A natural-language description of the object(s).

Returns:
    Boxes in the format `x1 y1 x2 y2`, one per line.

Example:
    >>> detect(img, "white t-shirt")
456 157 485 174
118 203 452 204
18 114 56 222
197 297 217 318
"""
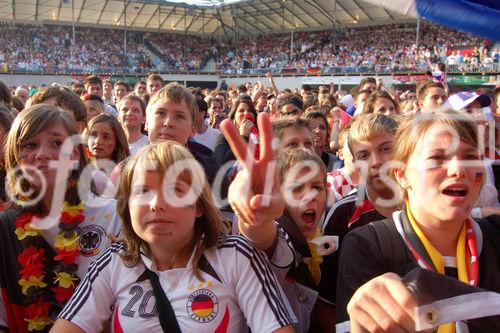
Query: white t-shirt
193 127 220 152
128 135 149 155
60 236 297 333
446 55 458 65
41 192 123 278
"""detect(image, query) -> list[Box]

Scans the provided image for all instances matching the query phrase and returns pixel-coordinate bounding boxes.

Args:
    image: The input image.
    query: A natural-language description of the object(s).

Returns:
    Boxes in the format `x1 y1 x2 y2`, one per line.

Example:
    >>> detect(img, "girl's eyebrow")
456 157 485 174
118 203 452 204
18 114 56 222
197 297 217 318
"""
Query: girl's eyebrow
49 131 66 137
425 148 446 154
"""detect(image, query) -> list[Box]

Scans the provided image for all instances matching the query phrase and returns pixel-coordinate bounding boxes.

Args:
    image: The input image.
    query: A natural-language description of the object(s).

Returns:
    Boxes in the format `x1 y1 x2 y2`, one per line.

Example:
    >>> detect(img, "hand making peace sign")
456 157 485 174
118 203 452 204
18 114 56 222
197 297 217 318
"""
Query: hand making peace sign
220 112 285 251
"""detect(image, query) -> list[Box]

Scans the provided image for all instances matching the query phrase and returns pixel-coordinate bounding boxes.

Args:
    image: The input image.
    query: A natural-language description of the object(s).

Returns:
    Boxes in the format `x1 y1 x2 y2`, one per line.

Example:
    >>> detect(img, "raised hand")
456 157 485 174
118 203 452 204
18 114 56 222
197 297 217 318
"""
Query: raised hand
220 112 284 250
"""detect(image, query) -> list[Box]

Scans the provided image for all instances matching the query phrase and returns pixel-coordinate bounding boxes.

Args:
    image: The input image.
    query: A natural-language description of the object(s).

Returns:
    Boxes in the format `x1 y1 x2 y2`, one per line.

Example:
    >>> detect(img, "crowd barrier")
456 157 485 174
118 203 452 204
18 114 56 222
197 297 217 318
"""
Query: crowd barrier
2 61 499 77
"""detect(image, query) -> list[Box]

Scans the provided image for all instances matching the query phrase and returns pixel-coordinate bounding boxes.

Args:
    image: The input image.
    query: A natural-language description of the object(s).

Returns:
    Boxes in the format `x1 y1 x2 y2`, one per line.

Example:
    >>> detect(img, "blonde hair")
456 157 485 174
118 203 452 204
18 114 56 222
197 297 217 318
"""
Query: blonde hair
337 122 351 152
303 94 318 110
400 99 418 114
390 110 480 197
117 141 228 279
85 98 105 119
347 113 398 153
278 148 327 185
147 83 199 127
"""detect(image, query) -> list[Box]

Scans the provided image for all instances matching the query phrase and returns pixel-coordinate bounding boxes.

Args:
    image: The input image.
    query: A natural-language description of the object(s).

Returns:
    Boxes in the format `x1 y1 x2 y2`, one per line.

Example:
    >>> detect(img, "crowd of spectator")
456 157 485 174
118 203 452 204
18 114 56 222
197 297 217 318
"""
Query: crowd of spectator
0 21 496 75
217 22 495 74
0 23 154 73
145 32 216 71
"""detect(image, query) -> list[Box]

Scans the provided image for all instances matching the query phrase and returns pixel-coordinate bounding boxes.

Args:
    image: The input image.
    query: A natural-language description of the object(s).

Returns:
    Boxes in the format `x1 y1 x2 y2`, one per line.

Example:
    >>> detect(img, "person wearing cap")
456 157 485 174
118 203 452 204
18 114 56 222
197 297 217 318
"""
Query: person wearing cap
447 91 493 115
448 91 500 220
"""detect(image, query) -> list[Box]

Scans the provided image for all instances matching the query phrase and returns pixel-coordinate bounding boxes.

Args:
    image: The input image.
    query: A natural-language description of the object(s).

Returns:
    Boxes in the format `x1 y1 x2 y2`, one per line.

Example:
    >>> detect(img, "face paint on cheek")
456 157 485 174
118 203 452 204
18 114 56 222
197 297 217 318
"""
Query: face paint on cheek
474 172 483 185
19 155 28 164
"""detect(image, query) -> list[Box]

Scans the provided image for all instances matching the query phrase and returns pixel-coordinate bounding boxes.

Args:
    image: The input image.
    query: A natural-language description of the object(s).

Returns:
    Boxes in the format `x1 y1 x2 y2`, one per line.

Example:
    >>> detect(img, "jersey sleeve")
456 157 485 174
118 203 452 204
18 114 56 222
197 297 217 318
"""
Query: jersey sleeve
58 244 120 333
227 237 297 332
268 224 294 272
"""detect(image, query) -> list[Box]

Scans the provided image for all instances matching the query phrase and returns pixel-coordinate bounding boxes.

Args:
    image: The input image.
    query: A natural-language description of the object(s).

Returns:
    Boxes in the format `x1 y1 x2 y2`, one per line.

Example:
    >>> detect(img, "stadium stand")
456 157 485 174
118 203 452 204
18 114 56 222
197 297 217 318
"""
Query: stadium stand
0 21 496 76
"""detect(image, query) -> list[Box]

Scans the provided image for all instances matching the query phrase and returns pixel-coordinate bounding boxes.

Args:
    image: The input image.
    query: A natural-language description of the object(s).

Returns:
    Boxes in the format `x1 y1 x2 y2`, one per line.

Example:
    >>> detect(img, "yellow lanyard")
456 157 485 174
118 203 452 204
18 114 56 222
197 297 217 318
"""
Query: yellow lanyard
307 228 323 286
407 206 469 333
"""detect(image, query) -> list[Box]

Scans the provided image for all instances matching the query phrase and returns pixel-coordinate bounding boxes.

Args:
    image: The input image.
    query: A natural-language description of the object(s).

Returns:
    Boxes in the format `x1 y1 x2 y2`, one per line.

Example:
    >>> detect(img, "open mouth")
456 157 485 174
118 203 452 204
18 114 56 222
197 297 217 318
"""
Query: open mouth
442 186 468 198
301 209 317 226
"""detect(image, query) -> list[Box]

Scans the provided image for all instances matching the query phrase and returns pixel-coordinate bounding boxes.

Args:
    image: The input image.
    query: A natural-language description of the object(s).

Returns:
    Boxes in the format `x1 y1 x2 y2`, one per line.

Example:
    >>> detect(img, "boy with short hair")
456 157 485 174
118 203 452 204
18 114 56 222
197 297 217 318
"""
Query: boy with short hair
272 116 314 154
102 79 113 104
146 74 165 96
133 80 147 98
275 148 335 332
113 80 129 104
192 94 220 152
206 96 226 129
323 113 399 237
84 75 104 96
84 75 118 117
144 82 218 182
351 88 372 116
319 113 399 313
416 81 448 112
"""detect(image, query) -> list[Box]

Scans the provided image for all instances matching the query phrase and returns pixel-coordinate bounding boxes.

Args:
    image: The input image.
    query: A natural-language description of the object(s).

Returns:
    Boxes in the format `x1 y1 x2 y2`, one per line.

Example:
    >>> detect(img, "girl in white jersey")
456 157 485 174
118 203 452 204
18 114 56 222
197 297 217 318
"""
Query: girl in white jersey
0 105 122 333
52 141 296 333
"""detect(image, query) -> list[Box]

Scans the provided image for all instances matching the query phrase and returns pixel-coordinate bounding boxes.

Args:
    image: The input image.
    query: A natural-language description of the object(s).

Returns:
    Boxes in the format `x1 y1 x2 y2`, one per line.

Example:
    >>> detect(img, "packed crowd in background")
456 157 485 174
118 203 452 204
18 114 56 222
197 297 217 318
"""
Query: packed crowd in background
0 21 498 75
0 8 499 331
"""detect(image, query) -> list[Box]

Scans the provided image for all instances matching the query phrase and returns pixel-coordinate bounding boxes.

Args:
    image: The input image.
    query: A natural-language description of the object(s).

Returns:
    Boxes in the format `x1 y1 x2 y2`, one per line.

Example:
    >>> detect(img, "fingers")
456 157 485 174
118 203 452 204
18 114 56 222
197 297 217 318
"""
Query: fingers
242 119 254 128
384 274 417 327
228 173 255 223
250 193 284 211
248 194 284 225
370 286 414 332
349 319 370 333
257 112 274 162
349 306 399 333
231 202 256 227
347 273 417 333
220 118 251 165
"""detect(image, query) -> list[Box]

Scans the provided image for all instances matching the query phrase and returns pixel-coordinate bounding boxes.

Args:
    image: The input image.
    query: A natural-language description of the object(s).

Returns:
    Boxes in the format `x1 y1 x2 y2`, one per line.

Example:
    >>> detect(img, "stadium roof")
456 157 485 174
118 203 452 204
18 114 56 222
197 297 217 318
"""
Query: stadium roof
0 0 415 36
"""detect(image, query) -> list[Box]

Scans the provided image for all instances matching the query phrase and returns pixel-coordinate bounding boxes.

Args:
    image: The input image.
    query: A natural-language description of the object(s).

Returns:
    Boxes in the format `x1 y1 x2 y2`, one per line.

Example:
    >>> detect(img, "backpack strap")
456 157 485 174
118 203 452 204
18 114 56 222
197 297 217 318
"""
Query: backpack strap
477 217 500 263
146 268 182 333
369 218 409 274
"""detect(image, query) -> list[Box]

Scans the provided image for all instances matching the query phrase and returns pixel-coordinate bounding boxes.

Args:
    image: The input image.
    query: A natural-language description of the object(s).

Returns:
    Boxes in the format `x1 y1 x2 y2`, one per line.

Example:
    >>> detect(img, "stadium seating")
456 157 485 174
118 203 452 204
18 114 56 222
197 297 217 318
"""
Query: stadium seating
0 21 496 75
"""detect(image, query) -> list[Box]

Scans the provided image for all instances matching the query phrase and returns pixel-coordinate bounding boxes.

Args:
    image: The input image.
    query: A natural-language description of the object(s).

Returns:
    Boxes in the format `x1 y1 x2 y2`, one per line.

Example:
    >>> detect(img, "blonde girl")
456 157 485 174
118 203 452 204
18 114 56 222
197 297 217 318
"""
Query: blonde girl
53 141 296 333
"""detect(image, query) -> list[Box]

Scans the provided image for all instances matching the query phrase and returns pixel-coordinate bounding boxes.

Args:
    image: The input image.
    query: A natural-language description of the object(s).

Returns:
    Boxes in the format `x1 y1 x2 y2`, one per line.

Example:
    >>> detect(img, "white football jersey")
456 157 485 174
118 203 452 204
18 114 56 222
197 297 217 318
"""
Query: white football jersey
41 192 123 278
60 236 297 333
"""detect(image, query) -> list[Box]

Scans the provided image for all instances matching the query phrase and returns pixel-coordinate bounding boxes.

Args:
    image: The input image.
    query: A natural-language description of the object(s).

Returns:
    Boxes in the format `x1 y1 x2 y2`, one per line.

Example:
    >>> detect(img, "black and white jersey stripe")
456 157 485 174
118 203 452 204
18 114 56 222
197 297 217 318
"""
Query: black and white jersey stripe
219 236 295 327
60 242 125 319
